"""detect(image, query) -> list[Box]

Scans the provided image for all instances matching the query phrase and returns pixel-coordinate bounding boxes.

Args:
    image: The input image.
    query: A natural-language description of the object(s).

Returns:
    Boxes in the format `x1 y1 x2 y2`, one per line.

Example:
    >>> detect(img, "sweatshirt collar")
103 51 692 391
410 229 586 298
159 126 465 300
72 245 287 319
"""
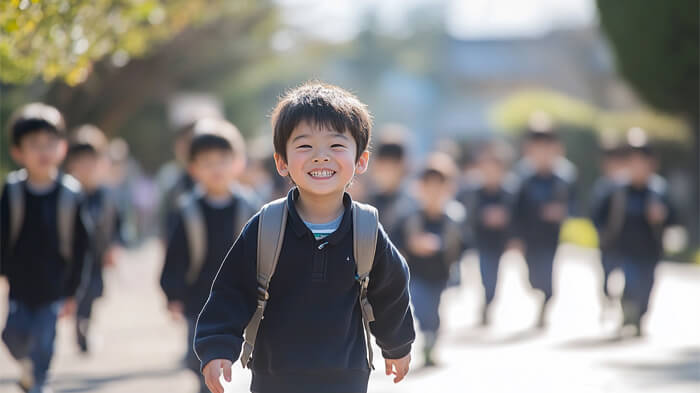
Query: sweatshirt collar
286 187 353 245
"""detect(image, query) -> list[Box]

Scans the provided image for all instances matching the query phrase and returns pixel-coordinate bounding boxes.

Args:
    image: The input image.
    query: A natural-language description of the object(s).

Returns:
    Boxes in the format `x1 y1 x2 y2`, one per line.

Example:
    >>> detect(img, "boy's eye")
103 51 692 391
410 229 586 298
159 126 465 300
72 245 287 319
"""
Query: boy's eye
297 144 312 149
331 144 346 149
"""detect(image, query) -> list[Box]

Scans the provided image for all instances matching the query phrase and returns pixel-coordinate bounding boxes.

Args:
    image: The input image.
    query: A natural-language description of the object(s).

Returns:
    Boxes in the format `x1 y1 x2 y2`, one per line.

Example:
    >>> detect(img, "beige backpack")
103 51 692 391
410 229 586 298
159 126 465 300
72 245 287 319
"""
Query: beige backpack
239 198 380 370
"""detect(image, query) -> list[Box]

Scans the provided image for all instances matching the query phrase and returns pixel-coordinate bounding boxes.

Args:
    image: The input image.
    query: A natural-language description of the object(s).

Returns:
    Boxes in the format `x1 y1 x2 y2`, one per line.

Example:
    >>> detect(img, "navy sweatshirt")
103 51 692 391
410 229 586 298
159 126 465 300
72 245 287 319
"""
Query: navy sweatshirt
512 171 576 249
195 189 415 393
160 195 247 317
392 209 468 284
0 176 88 308
591 182 674 261
459 185 514 253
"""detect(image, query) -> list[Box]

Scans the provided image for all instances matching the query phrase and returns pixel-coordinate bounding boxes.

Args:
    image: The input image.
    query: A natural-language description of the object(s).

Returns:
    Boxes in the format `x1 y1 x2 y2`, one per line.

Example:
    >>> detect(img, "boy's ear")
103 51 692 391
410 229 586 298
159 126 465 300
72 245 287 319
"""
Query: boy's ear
354 150 370 175
56 139 68 162
273 153 289 177
10 146 23 165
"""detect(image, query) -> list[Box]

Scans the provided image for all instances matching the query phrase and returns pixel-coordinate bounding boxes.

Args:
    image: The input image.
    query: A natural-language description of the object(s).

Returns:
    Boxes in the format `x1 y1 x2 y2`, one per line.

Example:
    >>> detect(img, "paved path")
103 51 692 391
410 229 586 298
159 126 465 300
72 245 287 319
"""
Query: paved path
1 242 698 393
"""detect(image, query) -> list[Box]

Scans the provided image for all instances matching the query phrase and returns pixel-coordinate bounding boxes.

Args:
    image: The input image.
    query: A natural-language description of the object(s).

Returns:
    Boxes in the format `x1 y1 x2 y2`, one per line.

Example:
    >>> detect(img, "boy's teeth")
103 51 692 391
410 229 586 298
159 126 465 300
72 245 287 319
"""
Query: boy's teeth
310 170 334 177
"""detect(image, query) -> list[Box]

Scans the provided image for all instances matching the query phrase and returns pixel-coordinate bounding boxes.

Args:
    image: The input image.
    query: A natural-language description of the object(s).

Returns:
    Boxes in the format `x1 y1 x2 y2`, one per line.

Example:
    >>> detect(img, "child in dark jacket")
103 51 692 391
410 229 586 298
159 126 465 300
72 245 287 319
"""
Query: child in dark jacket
195 82 415 393
1 103 88 393
392 152 467 367
64 125 124 354
160 118 257 393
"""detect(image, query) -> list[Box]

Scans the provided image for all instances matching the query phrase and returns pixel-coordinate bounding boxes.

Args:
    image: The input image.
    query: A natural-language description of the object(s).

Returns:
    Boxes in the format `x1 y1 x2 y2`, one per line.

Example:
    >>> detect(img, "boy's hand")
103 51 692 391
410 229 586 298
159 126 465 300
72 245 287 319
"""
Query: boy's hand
167 301 185 321
102 246 122 268
59 297 76 319
482 206 508 228
646 201 667 225
408 233 441 257
203 359 233 393
540 202 566 222
385 354 410 383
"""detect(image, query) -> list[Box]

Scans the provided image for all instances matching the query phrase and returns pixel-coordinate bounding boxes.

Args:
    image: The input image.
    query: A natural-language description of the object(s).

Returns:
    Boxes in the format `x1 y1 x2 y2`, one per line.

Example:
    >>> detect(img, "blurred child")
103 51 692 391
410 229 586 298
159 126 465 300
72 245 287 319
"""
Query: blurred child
393 152 467 367
590 139 629 307
160 118 258 393
1 103 88 393
511 126 577 328
459 141 515 325
157 122 197 242
591 128 674 336
365 126 416 234
195 83 414 393
64 125 124 354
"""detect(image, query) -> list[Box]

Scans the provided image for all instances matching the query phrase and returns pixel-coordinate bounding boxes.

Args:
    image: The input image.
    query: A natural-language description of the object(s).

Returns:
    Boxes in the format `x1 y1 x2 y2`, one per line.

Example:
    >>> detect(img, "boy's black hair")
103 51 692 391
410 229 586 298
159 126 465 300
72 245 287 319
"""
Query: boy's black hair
271 82 372 163
375 142 404 161
188 118 245 162
9 103 66 146
419 152 457 183
524 127 560 143
65 143 99 167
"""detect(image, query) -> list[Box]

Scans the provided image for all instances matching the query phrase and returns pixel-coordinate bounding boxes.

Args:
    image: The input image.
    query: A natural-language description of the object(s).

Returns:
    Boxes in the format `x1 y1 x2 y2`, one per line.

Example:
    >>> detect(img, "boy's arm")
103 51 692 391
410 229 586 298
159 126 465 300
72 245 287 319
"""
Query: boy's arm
194 216 259 370
159 213 189 304
367 224 415 360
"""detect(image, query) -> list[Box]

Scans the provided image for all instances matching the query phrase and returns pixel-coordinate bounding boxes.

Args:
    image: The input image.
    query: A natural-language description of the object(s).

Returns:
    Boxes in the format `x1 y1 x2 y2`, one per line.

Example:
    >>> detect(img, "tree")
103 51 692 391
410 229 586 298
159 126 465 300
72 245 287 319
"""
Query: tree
598 0 700 246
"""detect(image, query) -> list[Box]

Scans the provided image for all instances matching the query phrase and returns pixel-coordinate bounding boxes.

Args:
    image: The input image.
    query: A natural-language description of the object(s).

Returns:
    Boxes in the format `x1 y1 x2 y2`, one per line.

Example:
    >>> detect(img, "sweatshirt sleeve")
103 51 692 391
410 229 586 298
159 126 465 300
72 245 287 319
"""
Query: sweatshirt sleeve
159 213 190 303
367 223 415 359
194 215 259 370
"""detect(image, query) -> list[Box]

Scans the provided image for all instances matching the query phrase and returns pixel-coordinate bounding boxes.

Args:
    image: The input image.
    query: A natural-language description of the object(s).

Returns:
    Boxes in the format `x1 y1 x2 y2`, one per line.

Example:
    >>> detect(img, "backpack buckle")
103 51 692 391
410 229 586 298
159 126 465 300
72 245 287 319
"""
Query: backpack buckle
257 286 270 301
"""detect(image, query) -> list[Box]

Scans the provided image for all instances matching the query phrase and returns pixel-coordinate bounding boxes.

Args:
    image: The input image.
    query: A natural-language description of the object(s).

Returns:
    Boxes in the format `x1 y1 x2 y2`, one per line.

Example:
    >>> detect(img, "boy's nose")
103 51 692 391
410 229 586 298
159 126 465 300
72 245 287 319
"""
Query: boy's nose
312 155 330 163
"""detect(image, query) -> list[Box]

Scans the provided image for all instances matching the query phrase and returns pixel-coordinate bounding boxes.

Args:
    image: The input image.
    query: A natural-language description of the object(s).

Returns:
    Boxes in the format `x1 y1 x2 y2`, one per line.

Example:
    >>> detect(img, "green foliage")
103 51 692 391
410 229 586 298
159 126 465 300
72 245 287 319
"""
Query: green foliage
490 88 691 143
597 0 699 120
0 0 229 85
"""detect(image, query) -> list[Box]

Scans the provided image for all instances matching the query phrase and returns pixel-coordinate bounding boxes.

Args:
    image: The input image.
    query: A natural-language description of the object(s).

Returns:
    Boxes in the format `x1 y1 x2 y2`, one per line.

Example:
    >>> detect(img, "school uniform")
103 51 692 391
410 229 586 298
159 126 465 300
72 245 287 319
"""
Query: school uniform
392 203 466 362
512 160 576 305
591 177 673 328
365 188 416 236
0 172 88 391
160 189 257 392
75 186 123 352
459 183 514 309
194 189 415 393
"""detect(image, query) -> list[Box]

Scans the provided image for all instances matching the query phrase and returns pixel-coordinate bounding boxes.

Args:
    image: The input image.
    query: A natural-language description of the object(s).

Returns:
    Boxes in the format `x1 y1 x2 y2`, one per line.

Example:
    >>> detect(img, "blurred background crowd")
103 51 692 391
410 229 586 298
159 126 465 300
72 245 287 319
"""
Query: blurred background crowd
0 0 698 392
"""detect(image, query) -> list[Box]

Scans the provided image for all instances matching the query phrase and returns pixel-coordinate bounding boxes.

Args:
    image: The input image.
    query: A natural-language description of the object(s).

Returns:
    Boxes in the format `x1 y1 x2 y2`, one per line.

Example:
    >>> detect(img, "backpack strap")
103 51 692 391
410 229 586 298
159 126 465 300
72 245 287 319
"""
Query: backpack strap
57 174 81 263
6 169 27 251
180 192 207 285
352 201 379 370
600 186 626 250
240 197 288 368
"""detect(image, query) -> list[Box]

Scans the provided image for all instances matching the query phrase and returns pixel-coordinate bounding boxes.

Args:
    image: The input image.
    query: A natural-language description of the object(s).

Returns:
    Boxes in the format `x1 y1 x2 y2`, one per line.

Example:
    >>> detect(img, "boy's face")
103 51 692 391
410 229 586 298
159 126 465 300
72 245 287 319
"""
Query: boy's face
370 157 405 193
478 156 505 188
416 175 454 213
627 153 654 185
66 154 100 191
525 140 562 173
274 120 369 199
189 149 243 196
11 131 67 178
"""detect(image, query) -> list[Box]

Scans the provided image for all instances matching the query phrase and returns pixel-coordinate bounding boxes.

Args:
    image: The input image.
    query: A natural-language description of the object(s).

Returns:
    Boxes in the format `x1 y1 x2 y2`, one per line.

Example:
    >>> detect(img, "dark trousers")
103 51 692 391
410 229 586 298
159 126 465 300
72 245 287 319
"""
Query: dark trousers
478 248 504 306
409 277 445 333
620 258 657 323
524 246 557 302
2 299 62 390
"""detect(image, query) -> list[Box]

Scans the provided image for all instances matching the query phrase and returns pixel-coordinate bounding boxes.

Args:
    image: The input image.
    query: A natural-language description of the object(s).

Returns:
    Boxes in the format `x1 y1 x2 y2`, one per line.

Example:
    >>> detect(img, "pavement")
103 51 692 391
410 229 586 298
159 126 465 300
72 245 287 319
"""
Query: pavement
1 241 698 393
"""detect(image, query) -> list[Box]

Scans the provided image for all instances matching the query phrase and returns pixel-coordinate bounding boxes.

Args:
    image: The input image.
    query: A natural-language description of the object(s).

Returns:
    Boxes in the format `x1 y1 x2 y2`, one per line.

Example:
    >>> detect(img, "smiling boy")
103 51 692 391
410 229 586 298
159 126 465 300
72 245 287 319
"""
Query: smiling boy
194 82 415 393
